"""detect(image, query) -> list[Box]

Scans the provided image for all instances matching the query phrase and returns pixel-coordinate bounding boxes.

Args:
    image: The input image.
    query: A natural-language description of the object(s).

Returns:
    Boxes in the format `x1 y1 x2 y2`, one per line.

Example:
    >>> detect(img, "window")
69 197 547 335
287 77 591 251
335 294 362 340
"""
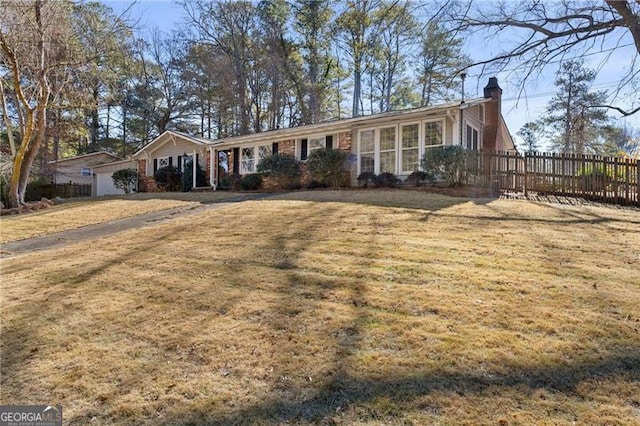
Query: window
478 105 485 122
466 124 480 151
359 129 375 173
424 121 444 147
80 167 91 177
258 144 272 162
309 137 325 153
401 124 419 173
241 147 255 173
158 157 170 168
379 126 396 174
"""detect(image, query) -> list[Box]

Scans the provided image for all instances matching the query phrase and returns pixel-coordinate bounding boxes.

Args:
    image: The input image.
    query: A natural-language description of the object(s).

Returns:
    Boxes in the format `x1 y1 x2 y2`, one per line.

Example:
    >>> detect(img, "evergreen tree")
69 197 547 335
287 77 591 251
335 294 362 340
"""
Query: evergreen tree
542 60 610 154
516 122 541 153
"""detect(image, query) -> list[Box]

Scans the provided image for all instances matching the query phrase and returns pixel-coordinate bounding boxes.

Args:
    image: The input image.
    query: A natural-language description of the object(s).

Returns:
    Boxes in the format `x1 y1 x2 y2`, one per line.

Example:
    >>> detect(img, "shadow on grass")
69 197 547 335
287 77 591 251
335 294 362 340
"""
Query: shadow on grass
159 348 640 425
2 190 638 424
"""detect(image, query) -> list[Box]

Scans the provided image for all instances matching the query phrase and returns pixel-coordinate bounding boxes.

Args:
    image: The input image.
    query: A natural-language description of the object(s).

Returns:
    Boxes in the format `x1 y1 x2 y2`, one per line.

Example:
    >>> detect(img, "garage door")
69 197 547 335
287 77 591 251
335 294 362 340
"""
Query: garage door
95 171 127 196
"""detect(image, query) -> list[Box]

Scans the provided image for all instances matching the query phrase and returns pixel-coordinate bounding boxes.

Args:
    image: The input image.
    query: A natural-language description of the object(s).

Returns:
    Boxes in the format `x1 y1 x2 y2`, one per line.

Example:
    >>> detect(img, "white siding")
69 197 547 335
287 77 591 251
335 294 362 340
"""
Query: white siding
146 138 206 175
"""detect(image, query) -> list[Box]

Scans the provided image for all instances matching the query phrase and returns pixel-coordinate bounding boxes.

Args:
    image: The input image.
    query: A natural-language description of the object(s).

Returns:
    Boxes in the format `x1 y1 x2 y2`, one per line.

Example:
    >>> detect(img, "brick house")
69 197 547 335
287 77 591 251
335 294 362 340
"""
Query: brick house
124 77 514 193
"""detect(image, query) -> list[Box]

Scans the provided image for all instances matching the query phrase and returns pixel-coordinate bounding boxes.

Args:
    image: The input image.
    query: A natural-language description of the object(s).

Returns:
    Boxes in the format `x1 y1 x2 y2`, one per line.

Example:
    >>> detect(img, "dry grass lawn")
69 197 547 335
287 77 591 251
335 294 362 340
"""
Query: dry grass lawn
0 191 239 243
1 190 639 425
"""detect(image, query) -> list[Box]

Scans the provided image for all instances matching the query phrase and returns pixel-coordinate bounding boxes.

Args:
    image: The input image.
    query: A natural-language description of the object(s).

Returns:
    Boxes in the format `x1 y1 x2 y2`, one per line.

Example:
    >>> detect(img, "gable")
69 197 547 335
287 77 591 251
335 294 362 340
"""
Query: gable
132 131 209 160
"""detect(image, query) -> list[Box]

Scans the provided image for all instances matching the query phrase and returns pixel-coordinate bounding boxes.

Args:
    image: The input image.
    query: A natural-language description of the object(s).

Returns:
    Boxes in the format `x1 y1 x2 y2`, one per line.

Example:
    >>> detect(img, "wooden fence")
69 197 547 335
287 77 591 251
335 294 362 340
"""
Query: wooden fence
25 182 92 201
464 151 639 207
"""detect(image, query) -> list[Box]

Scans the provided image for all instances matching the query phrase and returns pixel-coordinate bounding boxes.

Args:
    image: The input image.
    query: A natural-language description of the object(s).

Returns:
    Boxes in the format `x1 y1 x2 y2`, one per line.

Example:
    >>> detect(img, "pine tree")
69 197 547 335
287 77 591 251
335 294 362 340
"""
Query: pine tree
542 60 610 154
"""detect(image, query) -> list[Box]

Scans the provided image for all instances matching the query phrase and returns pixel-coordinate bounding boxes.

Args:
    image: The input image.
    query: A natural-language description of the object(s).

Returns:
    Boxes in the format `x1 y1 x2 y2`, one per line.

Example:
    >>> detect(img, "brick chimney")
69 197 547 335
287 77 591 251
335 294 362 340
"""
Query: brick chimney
483 77 502 151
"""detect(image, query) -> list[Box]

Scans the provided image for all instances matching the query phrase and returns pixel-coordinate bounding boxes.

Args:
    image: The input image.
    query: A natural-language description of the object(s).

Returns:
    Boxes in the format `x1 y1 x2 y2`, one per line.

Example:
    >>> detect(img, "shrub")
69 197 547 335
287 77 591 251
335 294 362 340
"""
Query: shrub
421 146 468 186
406 170 428 187
240 173 263 191
218 175 231 190
375 172 399 188
307 148 348 189
578 166 610 192
154 166 182 191
357 172 377 188
226 174 243 191
306 180 328 190
256 153 301 189
111 169 138 194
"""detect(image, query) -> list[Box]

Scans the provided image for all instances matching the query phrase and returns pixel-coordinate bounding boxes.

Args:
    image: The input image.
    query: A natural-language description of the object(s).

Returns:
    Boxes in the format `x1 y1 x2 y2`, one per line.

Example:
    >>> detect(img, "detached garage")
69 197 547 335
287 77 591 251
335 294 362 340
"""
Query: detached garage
92 159 138 197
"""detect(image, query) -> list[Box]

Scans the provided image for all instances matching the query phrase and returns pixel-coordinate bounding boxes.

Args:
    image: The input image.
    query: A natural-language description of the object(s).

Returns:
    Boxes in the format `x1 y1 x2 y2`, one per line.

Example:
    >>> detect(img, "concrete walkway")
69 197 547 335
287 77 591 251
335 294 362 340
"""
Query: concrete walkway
0 193 273 258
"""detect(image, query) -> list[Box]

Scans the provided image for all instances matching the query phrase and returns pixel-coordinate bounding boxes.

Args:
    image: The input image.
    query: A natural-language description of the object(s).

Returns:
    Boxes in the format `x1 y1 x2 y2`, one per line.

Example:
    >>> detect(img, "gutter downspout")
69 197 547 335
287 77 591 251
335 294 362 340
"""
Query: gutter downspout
459 72 466 148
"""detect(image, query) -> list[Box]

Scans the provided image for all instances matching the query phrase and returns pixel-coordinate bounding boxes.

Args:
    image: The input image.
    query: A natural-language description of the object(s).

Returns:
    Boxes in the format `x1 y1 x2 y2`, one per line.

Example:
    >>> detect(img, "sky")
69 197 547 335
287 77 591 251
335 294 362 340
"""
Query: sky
103 0 640 150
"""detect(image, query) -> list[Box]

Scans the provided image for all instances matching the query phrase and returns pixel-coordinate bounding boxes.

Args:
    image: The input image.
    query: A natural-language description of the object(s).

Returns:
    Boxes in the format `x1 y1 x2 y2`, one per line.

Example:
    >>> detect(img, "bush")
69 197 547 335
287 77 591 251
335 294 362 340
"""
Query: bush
256 153 301 189
306 180 328 190
406 171 428 187
240 173 263 191
357 172 377 188
375 172 399 188
421 146 468 186
154 166 182 191
307 148 348 189
578 166 610 192
111 169 138 194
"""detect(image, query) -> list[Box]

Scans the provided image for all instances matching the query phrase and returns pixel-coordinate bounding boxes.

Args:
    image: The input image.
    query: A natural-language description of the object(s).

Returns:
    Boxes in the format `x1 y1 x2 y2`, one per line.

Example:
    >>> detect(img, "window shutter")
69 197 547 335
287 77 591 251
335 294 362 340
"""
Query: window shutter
326 135 333 149
301 138 308 160
233 147 240 175
168 156 173 167
153 158 158 173
177 155 182 171
196 153 199 166
272 142 279 155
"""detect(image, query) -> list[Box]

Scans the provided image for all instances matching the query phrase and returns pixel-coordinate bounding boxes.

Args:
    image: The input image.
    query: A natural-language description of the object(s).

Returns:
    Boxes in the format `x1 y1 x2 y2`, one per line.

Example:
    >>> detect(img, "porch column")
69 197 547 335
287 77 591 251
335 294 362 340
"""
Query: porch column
192 149 197 189
210 147 216 189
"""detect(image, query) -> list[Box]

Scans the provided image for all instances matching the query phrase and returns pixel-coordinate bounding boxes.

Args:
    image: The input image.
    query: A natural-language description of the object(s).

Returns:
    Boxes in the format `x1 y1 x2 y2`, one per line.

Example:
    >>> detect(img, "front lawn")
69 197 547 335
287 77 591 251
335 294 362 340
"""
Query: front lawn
1 190 639 424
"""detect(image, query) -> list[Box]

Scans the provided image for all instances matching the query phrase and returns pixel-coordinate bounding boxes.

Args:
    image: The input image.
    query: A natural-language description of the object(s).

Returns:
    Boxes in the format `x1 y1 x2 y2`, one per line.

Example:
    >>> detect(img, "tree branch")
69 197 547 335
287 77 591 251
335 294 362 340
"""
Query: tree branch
589 104 640 117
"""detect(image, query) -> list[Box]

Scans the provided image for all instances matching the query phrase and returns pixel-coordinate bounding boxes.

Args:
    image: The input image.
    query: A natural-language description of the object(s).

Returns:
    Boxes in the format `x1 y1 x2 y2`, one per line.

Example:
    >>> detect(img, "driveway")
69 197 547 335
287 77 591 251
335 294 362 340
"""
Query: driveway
0 193 273 258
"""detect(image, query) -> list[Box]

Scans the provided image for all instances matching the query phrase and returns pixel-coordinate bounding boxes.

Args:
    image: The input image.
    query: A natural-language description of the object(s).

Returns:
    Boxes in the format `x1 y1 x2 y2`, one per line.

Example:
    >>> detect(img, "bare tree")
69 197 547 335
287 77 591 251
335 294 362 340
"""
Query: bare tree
457 0 640 116
1 0 77 207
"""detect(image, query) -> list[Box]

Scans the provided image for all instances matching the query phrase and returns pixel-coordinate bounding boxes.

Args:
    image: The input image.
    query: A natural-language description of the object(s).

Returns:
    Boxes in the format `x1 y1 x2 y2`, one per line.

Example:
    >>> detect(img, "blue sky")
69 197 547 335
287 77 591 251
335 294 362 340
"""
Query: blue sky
103 0 640 149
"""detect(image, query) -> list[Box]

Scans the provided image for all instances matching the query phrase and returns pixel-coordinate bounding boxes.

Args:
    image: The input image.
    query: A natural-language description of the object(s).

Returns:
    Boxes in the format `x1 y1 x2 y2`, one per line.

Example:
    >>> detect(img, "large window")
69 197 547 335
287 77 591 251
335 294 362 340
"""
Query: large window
424 121 444 147
401 124 419 173
359 129 375 173
241 144 272 173
379 126 396 174
355 118 447 176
